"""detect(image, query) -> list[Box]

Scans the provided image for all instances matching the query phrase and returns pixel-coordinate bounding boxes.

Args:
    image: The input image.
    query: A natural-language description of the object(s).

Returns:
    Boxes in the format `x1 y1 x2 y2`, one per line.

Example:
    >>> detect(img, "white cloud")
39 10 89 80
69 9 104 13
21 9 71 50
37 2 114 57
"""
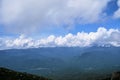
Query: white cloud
0 27 120 50
0 0 110 33
113 0 120 18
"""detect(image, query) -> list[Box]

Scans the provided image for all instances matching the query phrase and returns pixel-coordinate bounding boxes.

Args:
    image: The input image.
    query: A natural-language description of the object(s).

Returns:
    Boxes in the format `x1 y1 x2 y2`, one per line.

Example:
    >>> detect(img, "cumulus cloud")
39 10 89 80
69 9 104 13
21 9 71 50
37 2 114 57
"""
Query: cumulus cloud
113 0 120 18
0 0 110 33
0 27 120 50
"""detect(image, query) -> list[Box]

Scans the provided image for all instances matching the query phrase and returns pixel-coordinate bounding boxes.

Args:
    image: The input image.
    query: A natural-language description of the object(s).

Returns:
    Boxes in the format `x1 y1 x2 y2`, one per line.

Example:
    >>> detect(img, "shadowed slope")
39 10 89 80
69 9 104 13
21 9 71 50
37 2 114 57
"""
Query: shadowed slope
0 67 52 80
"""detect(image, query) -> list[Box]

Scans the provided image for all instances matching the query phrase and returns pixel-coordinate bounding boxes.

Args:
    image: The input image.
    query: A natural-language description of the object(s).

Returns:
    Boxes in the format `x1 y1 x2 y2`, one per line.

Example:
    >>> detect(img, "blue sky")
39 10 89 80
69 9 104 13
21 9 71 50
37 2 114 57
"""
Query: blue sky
0 0 120 49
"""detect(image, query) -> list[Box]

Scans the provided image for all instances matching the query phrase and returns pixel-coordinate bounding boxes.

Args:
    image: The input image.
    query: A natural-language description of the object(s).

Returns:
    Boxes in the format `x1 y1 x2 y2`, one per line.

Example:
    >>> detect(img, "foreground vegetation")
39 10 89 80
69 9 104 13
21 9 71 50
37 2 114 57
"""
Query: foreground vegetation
0 67 120 80
0 67 52 80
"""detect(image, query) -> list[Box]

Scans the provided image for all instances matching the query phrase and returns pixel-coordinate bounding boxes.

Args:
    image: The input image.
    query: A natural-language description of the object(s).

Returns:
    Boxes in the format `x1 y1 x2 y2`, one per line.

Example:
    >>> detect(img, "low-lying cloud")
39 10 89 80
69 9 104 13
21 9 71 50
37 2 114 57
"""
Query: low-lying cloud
0 27 120 50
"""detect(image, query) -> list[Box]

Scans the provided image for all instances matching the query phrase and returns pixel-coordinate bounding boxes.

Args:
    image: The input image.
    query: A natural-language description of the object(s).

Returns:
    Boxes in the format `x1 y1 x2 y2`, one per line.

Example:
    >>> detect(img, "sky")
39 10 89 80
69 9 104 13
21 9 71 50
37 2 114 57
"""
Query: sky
0 0 120 49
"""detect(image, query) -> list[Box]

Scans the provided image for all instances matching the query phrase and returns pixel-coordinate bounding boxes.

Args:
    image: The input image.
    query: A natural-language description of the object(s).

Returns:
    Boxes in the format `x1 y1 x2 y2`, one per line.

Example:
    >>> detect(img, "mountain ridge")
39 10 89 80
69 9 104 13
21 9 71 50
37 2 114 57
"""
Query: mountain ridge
0 67 52 80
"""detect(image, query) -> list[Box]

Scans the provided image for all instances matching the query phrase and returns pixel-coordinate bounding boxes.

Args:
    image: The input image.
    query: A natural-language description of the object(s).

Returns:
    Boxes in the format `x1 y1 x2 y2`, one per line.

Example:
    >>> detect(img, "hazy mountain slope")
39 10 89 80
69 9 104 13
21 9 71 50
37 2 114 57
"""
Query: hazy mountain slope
0 47 120 80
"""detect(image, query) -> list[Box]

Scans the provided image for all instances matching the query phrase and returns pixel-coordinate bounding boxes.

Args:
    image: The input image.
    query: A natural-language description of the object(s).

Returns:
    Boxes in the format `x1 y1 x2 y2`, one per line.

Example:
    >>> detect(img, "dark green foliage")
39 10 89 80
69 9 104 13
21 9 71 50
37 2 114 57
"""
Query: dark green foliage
0 67 52 80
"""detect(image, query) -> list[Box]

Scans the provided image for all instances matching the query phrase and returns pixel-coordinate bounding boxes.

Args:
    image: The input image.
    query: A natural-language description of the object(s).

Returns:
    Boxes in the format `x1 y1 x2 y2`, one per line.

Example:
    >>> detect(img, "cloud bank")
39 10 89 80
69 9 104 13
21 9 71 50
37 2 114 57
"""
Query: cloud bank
1 0 110 33
0 27 120 50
